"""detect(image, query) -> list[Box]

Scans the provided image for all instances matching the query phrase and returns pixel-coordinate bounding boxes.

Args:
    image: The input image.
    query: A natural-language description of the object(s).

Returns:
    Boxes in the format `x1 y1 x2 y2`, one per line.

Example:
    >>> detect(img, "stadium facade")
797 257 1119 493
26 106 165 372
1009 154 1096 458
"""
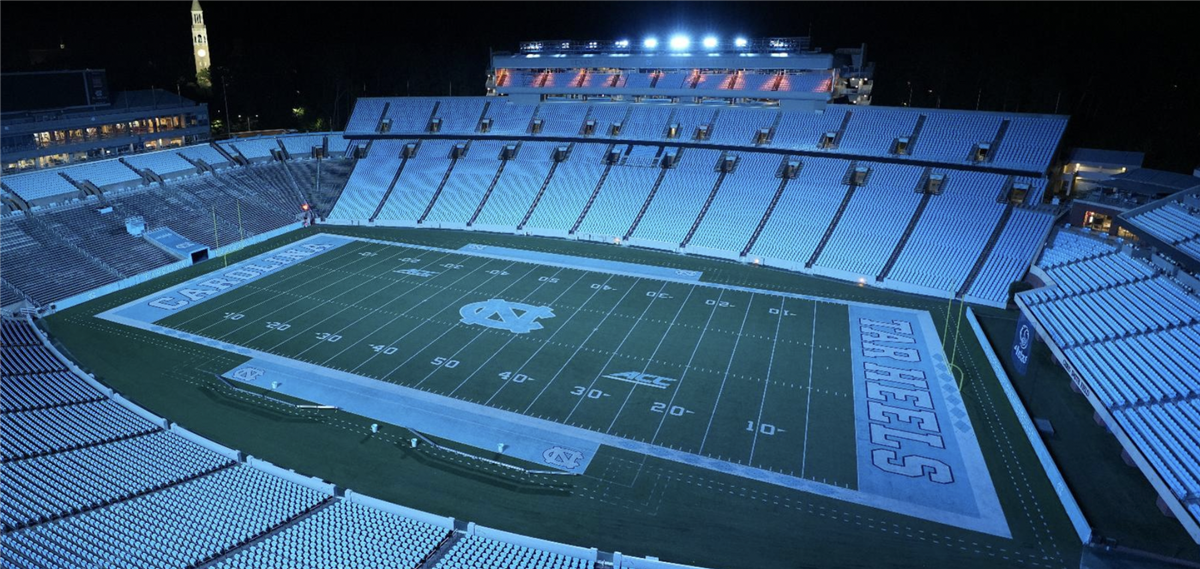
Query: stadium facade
1 70 211 176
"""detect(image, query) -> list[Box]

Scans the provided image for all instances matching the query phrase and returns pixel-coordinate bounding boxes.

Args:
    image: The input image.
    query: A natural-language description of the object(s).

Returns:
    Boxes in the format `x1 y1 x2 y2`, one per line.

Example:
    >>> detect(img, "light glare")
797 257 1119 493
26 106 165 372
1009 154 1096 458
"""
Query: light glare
669 35 690 50
702 36 718 49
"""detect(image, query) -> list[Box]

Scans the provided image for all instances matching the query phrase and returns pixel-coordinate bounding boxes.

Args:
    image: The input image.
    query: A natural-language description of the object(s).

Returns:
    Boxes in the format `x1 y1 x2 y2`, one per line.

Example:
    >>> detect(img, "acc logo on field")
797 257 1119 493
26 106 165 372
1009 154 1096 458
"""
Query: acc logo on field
542 446 584 470
232 366 266 383
460 299 554 334
603 371 677 389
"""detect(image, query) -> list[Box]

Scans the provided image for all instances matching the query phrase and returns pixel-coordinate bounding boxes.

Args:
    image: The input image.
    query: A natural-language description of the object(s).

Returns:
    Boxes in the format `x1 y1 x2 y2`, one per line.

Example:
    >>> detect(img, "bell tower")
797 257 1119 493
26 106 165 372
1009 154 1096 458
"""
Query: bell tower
191 0 212 86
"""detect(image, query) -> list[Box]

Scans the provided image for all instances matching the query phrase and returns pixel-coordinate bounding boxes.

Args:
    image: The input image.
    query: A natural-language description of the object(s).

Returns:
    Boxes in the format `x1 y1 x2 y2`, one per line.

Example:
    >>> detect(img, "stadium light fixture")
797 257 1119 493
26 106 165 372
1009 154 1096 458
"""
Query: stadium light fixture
669 35 690 50
702 36 718 49
615 39 630 48
734 37 749 48
643 37 659 49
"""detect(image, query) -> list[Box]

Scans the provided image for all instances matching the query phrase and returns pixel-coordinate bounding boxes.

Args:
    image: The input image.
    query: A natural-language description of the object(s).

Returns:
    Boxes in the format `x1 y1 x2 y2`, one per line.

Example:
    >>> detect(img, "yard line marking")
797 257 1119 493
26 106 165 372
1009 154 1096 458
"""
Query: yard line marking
243 245 425 348
698 292 755 454
409 264 561 388
649 290 723 446
196 243 419 339
377 261 530 382
346 258 518 375
562 280 669 422
800 301 819 478
521 277 644 414
748 297 786 464
288 252 461 359
605 285 696 434
172 240 375 328
482 274 617 406
446 269 588 397
317 254 503 367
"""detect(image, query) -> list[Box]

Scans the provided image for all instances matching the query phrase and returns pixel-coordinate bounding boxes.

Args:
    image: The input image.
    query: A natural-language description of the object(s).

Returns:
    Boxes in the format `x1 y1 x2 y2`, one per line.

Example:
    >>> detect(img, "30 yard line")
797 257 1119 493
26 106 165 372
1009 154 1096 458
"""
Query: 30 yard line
288 252 462 359
605 285 696 434
748 297 786 464
697 292 755 455
562 280 669 422
521 277 643 414
482 274 617 406
237 245 424 347
800 301 819 478
193 243 417 340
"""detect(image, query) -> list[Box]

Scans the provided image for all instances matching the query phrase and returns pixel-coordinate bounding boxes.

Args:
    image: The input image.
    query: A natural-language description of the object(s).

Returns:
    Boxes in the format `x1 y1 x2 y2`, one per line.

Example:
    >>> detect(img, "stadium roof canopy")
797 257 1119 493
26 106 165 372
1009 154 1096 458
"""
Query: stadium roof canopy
1103 168 1200 196
1068 148 1144 169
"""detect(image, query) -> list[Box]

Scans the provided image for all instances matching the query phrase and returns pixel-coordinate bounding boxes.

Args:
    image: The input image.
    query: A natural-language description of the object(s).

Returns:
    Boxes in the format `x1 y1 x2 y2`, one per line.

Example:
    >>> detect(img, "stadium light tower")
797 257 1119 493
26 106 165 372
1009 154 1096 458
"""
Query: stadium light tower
702 36 719 49
734 37 749 48
669 35 691 50
643 37 659 49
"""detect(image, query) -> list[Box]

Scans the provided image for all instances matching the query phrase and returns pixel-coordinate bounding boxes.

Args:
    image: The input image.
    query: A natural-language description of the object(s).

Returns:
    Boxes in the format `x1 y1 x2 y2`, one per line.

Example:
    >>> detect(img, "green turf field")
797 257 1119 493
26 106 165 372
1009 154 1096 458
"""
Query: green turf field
42 226 1086 569
155 237 858 487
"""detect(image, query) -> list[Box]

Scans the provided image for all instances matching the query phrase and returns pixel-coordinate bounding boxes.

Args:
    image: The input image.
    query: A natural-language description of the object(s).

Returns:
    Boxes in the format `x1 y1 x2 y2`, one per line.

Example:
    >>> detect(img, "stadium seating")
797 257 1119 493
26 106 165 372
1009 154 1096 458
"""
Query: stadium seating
887 171 1008 293
124 149 198 177
433 535 592 569
2 170 81 201
211 501 448 569
689 152 787 256
746 156 850 265
629 148 722 247
425 140 509 226
522 144 608 235
68 159 141 188
1130 202 1200 245
965 208 1054 304
339 97 1068 173
815 163 925 277
375 140 461 224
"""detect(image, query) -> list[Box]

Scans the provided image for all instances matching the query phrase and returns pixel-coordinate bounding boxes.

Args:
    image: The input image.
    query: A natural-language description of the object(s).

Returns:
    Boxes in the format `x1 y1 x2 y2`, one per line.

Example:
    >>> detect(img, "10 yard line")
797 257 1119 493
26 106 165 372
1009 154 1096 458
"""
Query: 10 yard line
748 297 786 464
800 301 819 478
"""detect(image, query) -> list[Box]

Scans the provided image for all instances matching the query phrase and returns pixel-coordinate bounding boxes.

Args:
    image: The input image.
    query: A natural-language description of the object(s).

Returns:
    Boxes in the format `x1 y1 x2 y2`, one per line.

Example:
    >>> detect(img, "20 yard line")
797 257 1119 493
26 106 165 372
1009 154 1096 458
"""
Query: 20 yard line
562 280 669 423
171 240 377 328
748 297 786 464
800 301 818 478
605 285 696 434
697 292 756 455
648 290 724 446
196 243 418 340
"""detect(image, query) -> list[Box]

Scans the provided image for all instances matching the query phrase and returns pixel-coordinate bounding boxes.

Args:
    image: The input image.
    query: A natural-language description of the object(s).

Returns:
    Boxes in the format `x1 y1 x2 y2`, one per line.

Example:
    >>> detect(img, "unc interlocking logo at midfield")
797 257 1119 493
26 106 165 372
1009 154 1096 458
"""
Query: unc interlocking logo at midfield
459 299 555 334
542 446 584 469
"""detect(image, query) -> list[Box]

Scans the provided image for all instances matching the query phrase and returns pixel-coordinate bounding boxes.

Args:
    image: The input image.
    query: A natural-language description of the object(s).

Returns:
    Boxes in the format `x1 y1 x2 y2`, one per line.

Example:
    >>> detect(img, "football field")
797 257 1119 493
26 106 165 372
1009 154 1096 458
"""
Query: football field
96 232 1008 536
153 236 860 486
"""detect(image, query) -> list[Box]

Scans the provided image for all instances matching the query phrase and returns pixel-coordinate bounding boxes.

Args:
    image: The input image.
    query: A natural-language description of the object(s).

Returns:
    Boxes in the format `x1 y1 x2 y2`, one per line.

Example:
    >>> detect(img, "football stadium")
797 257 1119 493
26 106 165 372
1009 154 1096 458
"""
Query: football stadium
2 2 1199 568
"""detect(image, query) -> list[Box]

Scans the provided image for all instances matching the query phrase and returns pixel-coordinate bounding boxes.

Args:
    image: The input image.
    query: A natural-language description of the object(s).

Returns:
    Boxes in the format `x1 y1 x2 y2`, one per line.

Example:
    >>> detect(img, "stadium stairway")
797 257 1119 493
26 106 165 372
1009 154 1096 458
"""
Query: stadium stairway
680 160 731 249
568 148 616 235
516 147 567 231
196 497 338 569
741 173 792 257
621 163 671 240
467 152 511 227
956 203 1017 297
370 151 412 223
876 179 936 281
418 144 463 225
805 162 861 268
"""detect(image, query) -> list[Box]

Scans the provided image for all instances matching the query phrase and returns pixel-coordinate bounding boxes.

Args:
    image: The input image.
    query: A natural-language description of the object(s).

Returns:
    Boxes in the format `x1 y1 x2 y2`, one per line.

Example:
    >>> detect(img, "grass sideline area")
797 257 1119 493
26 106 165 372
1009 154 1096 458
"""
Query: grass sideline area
43 225 1082 569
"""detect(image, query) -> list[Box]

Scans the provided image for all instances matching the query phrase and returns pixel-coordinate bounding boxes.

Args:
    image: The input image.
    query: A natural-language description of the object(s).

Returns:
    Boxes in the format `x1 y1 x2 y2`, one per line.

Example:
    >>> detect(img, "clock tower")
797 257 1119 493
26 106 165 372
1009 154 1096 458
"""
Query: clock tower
191 0 212 87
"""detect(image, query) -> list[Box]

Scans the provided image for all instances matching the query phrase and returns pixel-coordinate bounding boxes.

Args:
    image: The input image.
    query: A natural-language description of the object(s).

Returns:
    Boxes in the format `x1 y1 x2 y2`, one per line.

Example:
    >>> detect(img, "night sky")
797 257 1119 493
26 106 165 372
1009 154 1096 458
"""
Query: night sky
3 2 1197 172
